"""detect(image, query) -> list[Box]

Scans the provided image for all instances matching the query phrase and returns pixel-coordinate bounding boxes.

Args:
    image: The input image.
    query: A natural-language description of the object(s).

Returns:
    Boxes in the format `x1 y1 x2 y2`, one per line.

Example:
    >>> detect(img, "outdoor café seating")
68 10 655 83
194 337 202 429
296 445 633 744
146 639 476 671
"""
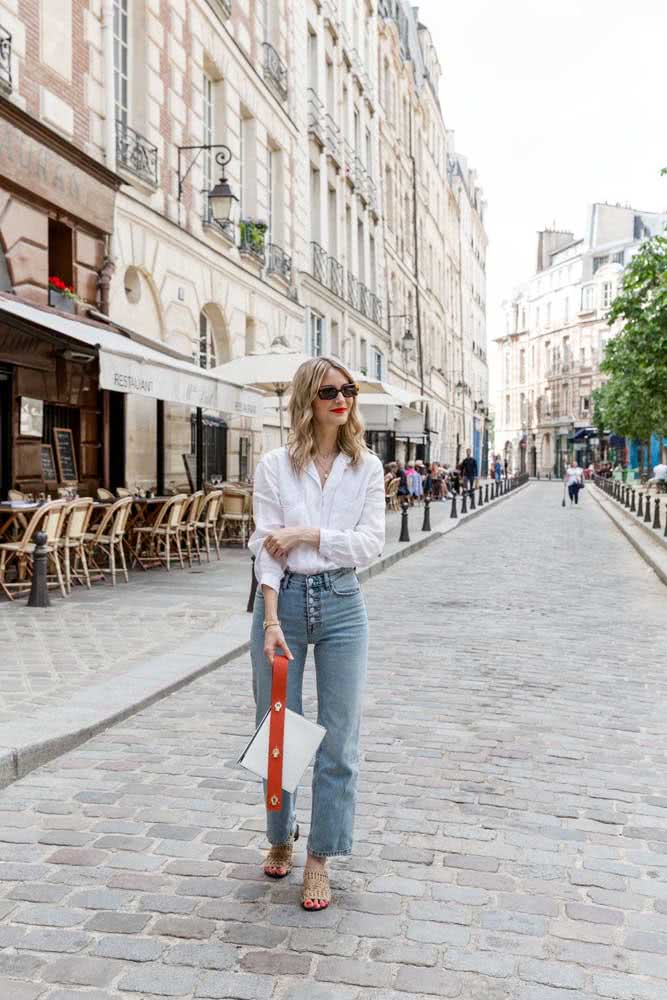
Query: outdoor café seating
0 499 68 600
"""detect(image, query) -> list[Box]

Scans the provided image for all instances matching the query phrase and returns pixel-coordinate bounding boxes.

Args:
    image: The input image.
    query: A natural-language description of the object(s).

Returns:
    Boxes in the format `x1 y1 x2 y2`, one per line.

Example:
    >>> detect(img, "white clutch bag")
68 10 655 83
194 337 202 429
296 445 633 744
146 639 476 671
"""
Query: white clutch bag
237 655 326 806
238 706 326 794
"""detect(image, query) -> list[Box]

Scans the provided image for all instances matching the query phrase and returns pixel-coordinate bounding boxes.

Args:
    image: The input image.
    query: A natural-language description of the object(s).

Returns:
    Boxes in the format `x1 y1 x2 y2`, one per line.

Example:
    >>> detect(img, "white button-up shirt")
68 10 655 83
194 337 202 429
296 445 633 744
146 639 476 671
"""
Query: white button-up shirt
249 446 386 593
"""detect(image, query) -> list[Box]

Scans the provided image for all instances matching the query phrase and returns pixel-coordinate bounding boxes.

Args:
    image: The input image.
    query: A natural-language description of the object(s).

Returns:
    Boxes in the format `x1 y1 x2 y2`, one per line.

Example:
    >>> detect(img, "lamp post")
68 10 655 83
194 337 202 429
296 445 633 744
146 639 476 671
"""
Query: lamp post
177 144 239 229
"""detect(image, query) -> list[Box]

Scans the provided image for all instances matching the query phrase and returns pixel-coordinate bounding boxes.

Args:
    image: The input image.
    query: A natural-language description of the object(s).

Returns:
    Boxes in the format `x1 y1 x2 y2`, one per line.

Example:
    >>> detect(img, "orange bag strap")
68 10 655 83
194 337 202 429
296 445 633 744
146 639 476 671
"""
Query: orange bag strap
266 654 289 812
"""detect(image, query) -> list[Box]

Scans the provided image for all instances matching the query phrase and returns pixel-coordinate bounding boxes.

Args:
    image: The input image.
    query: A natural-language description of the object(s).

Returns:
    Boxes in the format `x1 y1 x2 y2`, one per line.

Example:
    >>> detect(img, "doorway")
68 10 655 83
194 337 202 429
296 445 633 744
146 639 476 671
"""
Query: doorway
0 367 11 496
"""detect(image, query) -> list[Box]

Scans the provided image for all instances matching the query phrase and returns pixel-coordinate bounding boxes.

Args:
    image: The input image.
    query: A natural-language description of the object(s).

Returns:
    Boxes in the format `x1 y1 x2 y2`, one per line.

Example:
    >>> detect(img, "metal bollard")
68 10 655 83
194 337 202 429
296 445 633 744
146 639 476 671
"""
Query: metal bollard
399 499 410 542
485 483 489 503
469 487 476 511
624 486 630 508
630 489 636 513
27 531 50 608
421 495 431 532
461 490 468 514
450 493 458 519
537 471 540 480
654 497 661 530
478 484 484 507
664 501 667 537
645 494 652 524
637 492 643 517
246 556 258 613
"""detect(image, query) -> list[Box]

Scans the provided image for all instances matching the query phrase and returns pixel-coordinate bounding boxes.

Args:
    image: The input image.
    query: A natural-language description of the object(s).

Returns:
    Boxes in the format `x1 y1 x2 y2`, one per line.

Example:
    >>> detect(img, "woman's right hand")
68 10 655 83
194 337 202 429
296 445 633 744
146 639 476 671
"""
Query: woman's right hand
264 624 293 662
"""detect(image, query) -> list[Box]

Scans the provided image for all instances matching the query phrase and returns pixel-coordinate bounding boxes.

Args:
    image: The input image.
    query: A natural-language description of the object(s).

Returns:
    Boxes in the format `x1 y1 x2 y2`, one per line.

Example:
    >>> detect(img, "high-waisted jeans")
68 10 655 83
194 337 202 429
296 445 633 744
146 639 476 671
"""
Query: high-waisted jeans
250 568 368 858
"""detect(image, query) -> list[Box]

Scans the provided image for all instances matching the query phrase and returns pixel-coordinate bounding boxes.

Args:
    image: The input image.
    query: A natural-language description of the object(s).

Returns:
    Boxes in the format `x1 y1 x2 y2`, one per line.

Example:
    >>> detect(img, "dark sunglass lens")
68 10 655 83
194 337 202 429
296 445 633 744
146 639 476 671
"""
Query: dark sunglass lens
318 386 338 400
341 383 358 397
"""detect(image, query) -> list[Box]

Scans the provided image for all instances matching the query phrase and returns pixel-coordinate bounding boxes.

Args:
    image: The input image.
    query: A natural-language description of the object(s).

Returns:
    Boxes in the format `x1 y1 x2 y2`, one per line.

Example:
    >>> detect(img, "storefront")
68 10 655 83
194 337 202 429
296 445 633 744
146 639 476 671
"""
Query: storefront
0 295 263 496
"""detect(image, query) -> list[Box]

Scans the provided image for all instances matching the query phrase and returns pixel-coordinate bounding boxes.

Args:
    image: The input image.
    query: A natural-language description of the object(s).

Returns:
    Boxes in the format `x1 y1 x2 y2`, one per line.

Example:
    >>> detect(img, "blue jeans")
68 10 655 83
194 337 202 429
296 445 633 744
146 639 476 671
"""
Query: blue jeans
251 568 368 857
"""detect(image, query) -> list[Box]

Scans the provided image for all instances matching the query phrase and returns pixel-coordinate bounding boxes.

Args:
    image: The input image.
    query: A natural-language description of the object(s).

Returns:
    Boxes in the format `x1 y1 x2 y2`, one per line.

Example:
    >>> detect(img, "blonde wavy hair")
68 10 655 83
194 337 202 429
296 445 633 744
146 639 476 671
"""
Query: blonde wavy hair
287 357 367 475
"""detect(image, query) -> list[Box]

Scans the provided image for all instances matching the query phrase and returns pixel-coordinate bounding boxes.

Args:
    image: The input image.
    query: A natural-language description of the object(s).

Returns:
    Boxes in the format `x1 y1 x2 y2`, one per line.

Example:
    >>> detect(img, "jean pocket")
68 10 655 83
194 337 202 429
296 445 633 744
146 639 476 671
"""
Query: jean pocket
331 573 360 596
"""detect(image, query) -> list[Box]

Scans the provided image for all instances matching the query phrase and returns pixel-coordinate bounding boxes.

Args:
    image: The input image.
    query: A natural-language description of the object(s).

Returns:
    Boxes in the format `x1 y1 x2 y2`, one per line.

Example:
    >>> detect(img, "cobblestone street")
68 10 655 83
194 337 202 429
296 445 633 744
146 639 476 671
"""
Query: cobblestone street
0 483 667 999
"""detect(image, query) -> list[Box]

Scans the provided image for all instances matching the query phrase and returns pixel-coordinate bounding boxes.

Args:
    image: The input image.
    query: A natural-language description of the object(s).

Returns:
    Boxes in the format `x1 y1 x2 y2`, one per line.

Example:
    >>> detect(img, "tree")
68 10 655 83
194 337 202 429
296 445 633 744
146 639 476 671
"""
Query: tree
595 234 667 442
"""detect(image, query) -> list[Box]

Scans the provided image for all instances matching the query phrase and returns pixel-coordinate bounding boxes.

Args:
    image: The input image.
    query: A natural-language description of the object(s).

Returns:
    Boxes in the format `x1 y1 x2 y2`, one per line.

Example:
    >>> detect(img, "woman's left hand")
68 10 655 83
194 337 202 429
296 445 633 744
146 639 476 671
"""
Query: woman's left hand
264 528 301 560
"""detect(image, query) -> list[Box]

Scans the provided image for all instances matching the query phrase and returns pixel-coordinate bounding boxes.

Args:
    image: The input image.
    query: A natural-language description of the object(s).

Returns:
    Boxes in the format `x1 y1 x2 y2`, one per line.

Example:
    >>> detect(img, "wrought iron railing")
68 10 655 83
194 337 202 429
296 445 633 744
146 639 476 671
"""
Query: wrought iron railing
328 256 344 298
358 282 370 318
239 219 267 263
366 177 378 215
206 0 232 20
0 25 11 93
322 0 339 36
347 272 359 311
354 156 368 200
370 292 383 326
307 89 325 146
116 121 158 186
343 139 356 187
266 243 292 283
263 42 288 103
312 242 328 285
324 113 341 166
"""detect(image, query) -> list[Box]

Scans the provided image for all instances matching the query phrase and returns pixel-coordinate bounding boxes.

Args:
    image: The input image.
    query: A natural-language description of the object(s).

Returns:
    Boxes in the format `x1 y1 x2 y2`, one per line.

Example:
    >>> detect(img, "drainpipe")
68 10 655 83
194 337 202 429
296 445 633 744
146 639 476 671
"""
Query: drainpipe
101 0 116 175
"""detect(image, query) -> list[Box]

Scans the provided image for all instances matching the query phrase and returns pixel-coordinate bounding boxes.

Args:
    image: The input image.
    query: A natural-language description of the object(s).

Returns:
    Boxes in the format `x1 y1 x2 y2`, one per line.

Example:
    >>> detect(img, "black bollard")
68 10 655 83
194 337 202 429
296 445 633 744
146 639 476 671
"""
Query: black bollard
246 556 258 613
421 495 432 532
664 501 667 537
485 483 489 503
399 499 410 542
624 486 630 508
638 492 643 517
645 494 652 524
470 487 476 511
537 471 540 480
478 484 484 507
461 490 468 514
450 493 458 519
27 531 50 608
654 496 661 530
630 489 636 513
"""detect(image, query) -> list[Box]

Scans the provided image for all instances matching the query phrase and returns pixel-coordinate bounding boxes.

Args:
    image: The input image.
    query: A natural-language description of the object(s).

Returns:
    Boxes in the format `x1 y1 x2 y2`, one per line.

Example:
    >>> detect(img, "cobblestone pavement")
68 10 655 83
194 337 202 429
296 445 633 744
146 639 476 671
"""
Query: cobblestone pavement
2 483 667 998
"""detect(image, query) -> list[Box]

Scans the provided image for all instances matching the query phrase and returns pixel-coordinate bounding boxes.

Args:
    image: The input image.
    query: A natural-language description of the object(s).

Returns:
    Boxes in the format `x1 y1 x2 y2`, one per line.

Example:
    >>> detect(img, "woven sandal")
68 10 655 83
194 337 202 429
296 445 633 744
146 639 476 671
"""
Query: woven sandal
301 867 331 910
263 825 299 879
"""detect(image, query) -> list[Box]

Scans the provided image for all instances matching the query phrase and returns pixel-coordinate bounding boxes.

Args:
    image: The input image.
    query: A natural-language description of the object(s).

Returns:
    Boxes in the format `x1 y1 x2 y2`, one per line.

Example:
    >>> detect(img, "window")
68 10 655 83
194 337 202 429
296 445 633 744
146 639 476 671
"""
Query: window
504 351 510 386
601 281 613 310
593 255 608 273
581 284 595 312
196 311 216 369
563 297 569 324
505 394 510 425
309 310 324 356
579 346 586 366
519 349 526 384
202 73 214 220
535 306 540 328
113 0 129 126
582 396 590 412
545 302 551 329
359 338 368 374
48 219 73 290
372 348 383 380
612 250 624 265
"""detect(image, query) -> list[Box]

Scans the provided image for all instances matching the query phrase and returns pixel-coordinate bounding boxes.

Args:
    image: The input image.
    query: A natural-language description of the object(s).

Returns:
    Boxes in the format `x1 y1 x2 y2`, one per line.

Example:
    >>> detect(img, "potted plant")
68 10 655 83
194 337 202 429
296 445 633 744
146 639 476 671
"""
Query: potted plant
48 276 78 314
239 219 267 260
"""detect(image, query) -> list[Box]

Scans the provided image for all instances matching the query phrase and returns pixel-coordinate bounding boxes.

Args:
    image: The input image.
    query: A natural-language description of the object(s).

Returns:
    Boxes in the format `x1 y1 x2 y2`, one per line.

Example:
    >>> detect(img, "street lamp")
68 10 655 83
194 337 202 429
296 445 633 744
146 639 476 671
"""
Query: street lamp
177 144 239 226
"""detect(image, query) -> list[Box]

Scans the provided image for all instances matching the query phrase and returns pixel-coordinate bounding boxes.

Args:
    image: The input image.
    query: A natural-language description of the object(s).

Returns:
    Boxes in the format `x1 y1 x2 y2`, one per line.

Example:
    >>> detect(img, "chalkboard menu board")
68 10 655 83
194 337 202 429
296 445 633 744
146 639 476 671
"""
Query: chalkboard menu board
53 428 78 483
182 453 196 491
40 444 57 483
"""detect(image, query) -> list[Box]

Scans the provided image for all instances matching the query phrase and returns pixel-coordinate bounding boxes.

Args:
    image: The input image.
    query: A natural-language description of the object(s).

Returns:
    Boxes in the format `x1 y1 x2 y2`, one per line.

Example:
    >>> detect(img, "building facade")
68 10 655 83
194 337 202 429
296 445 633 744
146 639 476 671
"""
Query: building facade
0 0 488 496
495 203 667 477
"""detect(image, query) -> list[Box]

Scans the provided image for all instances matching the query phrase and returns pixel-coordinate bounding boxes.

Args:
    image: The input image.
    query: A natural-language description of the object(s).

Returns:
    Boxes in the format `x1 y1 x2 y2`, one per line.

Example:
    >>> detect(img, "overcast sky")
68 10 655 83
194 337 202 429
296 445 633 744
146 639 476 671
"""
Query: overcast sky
418 0 667 387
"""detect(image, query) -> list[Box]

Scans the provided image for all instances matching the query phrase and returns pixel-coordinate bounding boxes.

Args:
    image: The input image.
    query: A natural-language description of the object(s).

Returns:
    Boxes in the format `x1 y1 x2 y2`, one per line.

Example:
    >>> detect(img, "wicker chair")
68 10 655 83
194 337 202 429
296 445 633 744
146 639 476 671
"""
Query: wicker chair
195 489 223 561
116 487 133 498
385 477 400 512
219 488 252 547
59 497 94 592
0 500 67 600
97 488 115 502
85 497 133 585
177 491 204 567
133 494 187 570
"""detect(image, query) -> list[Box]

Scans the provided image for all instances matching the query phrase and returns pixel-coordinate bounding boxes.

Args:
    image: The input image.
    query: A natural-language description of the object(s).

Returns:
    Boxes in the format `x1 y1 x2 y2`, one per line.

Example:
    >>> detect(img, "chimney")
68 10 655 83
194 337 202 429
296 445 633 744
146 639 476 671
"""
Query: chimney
536 229 575 272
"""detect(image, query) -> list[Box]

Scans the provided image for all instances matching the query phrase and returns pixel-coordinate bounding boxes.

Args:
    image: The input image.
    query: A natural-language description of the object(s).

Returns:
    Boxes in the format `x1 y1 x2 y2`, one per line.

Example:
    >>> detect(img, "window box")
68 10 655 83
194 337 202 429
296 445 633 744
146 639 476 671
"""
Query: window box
48 289 77 314
239 219 267 263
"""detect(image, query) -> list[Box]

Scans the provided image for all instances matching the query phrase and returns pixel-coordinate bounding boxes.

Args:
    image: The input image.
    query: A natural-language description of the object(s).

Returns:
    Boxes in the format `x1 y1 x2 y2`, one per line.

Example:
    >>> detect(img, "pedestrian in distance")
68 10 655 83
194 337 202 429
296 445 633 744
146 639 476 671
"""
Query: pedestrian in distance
248 357 385 912
564 459 584 506
494 455 502 483
460 448 478 495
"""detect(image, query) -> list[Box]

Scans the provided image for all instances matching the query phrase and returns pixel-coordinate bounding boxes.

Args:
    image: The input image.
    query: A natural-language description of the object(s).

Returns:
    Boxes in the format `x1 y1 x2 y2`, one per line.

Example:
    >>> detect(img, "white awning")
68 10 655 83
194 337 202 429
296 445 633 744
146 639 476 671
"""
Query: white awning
0 296 263 423
397 406 425 435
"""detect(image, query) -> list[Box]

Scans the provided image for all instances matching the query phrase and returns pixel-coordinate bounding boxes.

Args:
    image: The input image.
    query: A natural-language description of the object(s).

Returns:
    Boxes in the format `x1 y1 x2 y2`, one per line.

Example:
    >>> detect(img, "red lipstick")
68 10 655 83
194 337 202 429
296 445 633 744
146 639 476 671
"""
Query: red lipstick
331 407 347 413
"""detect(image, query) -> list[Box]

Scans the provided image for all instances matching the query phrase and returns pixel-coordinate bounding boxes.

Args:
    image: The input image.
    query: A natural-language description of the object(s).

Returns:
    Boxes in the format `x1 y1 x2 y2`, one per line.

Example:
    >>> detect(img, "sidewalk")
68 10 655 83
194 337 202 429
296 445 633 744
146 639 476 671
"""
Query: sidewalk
589 481 667 587
0 481 527 783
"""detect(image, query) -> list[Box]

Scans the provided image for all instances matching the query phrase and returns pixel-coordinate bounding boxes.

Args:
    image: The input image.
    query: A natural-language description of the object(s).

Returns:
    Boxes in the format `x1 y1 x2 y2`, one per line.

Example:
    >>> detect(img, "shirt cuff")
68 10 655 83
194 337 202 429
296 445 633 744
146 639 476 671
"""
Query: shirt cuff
257 569 283 594
318 527 338 563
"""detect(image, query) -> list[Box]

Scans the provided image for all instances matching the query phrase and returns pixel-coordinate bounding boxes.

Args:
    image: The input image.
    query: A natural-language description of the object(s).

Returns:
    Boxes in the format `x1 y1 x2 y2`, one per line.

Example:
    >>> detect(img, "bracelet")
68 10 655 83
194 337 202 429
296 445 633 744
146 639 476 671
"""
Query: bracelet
263 619 281 631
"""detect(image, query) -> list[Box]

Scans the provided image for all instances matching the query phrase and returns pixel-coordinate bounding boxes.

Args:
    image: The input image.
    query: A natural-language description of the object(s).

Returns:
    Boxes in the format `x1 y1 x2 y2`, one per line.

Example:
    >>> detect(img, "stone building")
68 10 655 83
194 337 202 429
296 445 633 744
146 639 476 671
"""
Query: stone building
495 203 667 477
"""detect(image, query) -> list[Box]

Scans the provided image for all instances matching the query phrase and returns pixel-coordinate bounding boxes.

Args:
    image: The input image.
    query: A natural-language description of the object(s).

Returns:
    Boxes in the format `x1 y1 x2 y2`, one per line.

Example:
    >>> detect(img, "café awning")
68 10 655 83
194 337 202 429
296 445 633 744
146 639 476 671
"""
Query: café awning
0 295 263 422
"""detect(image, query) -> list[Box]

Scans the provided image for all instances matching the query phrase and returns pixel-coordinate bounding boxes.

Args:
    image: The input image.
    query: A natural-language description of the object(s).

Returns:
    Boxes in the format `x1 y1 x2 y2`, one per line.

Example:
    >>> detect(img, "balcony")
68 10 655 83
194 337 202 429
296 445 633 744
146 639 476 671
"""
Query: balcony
239 219 267 264
116 121 158 187
324 113 341 168
369 292 383 326
358 282 370 318
307 89 325 147
327 256 344 298
366 177 379 216
343 139 356 188
263 42 288 103
0 25 11 94
312 241 328 285
347 272 359 311
322 0 339 38
266 243 292 284
354 156 367 200
205 0 232 21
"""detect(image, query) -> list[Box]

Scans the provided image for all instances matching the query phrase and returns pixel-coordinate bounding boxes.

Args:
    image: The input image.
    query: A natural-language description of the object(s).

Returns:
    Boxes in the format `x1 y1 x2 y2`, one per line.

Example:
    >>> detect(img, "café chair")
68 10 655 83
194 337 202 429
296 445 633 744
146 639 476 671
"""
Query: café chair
97 488 115 502
218 487 252 547
0 500 67 600
133 494 187 571
59 497 94 592
177 491 204 567
195 489 223 561
85 496 133 586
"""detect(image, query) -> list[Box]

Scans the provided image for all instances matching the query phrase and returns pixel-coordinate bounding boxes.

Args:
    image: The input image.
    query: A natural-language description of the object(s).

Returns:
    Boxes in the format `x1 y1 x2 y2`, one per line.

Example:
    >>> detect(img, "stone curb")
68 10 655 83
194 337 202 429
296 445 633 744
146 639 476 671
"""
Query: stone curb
0 481 531 786
589 484 667 589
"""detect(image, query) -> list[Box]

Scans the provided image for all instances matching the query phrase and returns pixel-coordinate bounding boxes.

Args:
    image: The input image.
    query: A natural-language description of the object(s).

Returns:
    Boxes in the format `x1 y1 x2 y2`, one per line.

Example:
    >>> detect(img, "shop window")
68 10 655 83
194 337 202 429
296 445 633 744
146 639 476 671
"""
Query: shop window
48 219 73 289
191 414 227 482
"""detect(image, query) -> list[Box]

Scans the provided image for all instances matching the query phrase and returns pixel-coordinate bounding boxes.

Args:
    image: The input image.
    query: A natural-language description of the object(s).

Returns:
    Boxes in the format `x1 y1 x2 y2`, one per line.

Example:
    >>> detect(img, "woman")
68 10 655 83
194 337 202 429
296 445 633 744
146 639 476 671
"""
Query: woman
248 357 385 912
564 459 584 505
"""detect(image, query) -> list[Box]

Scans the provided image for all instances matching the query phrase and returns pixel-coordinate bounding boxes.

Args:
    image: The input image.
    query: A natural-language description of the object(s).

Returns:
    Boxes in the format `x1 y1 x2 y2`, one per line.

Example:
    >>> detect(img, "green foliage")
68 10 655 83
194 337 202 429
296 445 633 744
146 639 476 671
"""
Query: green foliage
596 234 667 440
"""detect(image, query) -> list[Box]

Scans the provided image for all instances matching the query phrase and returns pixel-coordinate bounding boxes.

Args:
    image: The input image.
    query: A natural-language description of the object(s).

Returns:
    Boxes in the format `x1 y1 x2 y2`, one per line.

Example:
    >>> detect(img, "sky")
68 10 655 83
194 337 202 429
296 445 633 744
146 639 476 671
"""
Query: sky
418 0 667 390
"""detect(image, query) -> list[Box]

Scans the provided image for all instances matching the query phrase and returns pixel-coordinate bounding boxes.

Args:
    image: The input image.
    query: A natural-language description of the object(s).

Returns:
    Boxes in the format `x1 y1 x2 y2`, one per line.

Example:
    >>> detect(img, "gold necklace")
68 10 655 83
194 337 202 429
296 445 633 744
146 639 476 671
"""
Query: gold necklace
314 451 337 481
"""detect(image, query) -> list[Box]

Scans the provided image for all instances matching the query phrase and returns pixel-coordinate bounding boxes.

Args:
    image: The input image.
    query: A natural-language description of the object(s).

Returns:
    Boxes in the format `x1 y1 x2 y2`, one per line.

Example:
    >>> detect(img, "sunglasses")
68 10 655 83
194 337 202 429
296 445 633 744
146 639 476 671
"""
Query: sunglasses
317 382 359 401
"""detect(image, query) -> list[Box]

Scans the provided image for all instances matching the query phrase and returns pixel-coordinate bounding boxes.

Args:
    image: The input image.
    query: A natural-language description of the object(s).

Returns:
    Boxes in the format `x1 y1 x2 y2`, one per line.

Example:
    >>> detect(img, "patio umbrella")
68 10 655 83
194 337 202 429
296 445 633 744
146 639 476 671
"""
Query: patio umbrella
210 348 385 444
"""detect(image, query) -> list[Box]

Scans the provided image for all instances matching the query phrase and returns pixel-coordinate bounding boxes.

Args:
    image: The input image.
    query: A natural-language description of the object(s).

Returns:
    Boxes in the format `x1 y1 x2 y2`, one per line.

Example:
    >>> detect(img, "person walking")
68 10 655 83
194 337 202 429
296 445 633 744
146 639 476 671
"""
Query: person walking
494 455 502 483
460 448 478 496
249 357 385 912
564 459 584 505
